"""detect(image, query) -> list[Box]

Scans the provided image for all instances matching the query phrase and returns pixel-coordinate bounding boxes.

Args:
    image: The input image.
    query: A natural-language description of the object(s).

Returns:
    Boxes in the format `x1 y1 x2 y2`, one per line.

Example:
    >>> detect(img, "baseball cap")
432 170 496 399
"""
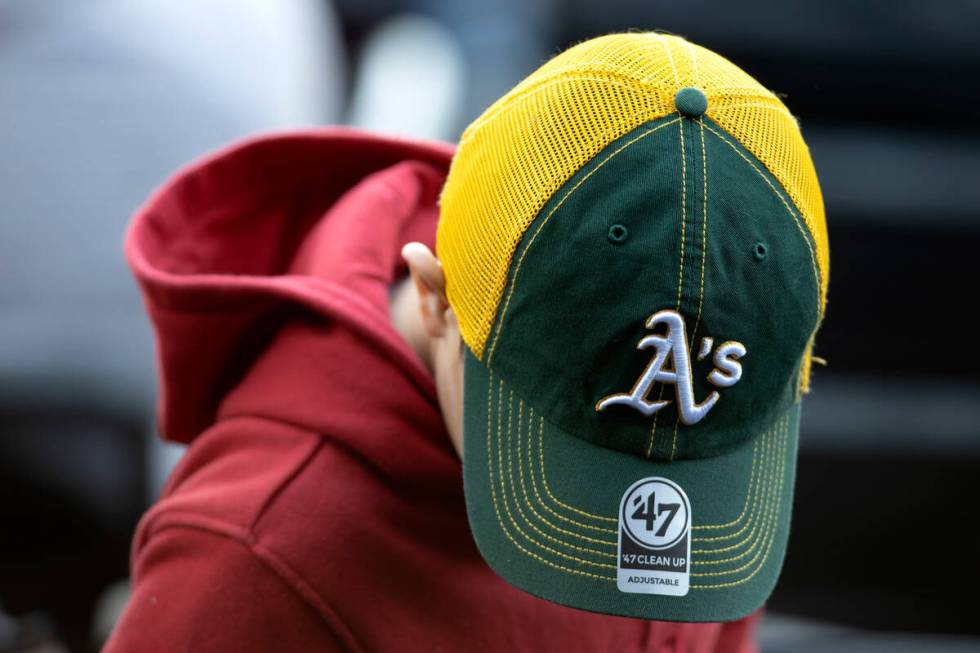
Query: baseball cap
436 33 828 622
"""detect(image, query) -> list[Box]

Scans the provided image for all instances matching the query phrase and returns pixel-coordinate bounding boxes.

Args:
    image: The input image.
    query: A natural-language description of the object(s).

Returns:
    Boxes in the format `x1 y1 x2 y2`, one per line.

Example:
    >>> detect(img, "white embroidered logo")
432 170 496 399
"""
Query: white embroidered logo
595 309 746 425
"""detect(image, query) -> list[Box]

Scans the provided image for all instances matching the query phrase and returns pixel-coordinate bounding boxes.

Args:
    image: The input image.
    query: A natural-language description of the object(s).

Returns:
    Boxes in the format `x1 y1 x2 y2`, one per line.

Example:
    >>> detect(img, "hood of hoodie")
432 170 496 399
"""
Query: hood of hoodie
127 128 454 460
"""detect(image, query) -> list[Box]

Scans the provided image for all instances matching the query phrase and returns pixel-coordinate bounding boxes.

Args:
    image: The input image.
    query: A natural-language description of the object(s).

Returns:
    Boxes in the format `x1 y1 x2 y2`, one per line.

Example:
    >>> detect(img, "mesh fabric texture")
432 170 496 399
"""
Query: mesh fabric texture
437 33 828 383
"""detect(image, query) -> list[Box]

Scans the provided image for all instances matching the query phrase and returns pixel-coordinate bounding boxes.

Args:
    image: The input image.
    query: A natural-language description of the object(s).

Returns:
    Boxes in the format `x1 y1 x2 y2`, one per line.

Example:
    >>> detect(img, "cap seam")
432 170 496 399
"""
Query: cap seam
669 122 710 462
483 368 616 582
462 72 675 143
688 117 710 371
653 32 681 85
505 394 619 559
462 70 778 145
690 417 789 587
484 116 682 366
699 121 821 313
671 114 706 461
502 391 785 569
644 117 686 459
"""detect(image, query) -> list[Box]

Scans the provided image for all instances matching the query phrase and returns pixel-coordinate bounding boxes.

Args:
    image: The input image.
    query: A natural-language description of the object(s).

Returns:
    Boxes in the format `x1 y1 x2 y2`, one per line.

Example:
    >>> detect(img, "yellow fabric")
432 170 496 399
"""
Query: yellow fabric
437 33 829 373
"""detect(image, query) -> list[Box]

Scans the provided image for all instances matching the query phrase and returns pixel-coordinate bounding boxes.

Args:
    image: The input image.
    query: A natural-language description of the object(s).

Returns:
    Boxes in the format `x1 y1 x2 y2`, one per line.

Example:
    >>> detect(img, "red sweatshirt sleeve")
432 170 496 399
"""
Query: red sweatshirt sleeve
103 526 349 652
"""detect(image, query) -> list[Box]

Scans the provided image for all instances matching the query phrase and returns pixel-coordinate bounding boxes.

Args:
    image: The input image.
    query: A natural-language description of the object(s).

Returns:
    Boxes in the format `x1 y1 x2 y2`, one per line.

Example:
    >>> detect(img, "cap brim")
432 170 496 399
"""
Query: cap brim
462 349 799 622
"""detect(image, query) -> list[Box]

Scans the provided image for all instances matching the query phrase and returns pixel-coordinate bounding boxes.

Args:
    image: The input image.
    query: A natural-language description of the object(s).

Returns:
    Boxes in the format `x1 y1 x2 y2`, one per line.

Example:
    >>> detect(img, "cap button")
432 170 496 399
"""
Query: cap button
675 87 708 118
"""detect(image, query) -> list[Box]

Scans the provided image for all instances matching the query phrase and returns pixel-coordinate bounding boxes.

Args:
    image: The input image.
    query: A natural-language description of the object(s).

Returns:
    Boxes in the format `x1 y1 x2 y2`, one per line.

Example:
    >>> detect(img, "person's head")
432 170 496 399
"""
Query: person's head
401 32 828 622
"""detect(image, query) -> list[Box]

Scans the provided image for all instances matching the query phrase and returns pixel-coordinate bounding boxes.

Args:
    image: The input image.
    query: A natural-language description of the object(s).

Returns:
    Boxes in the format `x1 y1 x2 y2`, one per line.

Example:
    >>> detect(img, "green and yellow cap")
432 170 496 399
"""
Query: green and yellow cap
437 33 828 622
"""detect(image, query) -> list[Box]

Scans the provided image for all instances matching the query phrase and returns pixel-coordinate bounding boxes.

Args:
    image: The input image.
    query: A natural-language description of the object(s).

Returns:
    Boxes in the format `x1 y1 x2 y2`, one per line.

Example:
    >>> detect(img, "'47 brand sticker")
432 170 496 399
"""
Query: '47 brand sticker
617 477 691 596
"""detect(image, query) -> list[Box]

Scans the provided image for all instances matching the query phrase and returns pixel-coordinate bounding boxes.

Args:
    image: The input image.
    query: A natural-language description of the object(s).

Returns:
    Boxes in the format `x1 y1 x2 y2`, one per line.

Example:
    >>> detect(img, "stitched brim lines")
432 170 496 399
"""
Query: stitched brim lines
484 371 793 589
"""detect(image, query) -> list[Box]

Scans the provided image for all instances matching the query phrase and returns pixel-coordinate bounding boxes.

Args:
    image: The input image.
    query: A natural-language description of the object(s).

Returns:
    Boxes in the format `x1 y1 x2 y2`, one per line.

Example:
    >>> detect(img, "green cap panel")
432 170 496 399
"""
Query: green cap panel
485 114 819 461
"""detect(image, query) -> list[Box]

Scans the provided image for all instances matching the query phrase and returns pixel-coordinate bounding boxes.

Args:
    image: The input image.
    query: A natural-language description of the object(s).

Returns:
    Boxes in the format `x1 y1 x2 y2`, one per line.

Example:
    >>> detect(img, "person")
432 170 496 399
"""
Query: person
105 32 827 652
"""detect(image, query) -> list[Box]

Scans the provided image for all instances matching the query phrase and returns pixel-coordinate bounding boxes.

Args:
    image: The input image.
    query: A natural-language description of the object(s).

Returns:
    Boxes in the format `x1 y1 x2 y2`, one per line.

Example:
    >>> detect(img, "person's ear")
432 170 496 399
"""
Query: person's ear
401 242 450 338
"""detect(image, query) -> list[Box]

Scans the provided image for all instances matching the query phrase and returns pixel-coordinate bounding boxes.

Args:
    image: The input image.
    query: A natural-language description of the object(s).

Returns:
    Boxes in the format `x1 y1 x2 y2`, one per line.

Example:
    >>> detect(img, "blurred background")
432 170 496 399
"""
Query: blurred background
1 0 978 651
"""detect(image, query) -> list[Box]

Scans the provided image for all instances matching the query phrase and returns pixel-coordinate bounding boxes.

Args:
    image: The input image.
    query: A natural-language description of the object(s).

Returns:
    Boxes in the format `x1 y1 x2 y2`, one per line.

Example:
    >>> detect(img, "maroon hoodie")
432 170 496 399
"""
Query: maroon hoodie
105 129 760 652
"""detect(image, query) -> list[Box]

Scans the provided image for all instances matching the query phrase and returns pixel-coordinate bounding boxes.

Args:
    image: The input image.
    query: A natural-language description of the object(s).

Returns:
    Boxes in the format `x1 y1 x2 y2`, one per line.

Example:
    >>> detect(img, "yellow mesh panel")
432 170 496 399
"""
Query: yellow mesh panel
437 33 829 363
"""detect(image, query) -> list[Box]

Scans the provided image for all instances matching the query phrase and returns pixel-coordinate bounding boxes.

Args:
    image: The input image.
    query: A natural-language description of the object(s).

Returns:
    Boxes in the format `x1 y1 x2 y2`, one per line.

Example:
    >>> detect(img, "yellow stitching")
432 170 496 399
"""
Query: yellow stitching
691 436 782 576
690 536 776 588
645 386 665 458
493 381 617 570
692 437 758 530
692 419 786 560
484 372 615 581
508 398 618 551
487 379 792 587
654 32 681 85
692 439 773 548
510 413 617 535
691 420 774 553
485 117 683 365
691 416 790 588
691 419 785 575
685 38 700 85
708 101 797 121
690 417 788 580
533 416 616 523
704 122 820 290
645 118 688 460
669 421 681 461
696 512 775 566
687 33 704 367
689 117 709 345
533 412 616 524
505 384 790 579
505 403 615 557
693 421 786 566
463 75 782 143
701 123 821 318
512 406 787 575
692 422 778 544
463 71 674 139
534 403 767 534
675 119 688 325
669 117 689 461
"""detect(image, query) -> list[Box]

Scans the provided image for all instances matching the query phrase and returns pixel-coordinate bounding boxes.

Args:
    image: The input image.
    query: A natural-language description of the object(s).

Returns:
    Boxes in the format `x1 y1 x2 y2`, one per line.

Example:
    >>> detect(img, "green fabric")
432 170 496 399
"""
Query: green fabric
462 113 818 621
675 87 708 118
487 113 818 460
463 350 800 621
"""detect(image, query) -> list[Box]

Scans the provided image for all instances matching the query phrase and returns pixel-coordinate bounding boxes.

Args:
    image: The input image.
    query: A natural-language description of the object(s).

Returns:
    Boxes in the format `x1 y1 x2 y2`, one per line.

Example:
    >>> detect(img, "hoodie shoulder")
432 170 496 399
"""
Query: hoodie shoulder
138 416 324 539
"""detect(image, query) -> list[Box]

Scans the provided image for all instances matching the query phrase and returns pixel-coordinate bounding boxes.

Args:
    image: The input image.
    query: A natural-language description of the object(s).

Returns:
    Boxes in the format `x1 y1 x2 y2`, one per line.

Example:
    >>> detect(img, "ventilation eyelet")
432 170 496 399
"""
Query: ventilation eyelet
608 224 629 245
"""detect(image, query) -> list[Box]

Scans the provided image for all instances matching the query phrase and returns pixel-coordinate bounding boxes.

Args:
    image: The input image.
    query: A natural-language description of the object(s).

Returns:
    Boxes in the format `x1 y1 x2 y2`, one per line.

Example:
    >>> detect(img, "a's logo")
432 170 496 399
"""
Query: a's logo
596 309 745 425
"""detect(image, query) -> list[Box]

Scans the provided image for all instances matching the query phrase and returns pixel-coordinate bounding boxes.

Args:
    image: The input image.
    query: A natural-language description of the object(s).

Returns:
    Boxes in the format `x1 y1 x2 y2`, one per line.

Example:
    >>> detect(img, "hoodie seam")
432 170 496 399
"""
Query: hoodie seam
139 512 365 653
213 413 457 481
249 433 324 533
